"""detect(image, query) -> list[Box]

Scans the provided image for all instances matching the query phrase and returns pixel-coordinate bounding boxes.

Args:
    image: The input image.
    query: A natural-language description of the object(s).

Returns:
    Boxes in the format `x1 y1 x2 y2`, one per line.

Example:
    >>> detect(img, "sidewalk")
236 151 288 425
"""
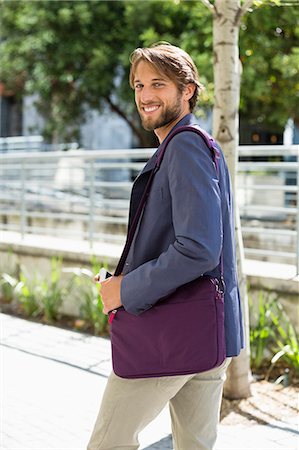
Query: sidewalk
1 313 298 450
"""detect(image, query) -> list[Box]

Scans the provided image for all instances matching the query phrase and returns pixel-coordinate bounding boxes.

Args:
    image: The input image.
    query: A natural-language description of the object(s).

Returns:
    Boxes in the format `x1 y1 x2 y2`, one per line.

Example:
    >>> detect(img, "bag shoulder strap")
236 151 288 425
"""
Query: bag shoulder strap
156 124 221 176
114 124 222 277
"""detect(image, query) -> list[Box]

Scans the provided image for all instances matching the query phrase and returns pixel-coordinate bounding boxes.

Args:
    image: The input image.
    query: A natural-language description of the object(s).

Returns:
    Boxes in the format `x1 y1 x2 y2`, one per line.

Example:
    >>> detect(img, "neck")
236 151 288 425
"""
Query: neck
154 111 190 144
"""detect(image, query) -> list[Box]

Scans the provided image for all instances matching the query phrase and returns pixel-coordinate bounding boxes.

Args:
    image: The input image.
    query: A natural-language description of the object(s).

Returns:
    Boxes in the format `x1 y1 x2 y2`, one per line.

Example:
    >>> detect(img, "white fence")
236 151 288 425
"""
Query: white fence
0 144 298 272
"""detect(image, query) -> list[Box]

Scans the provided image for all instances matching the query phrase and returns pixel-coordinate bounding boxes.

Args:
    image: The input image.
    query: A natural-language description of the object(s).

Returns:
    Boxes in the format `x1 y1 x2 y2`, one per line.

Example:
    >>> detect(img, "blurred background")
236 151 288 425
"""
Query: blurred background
0 0 298 148
0 3 298 448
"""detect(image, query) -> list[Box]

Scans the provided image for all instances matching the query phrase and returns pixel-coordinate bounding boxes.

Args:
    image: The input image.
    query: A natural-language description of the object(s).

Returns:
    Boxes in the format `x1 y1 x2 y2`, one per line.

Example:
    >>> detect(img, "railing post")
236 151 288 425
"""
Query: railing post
297 155 299 276
244 170 249 218
20 161 26 239
88 160 95 249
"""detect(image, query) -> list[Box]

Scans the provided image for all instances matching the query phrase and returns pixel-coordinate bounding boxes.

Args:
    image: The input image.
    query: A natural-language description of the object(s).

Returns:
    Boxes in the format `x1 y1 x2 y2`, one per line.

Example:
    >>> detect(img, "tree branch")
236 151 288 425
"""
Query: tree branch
200 0 215 14
235 0 254 26
105 96 147 147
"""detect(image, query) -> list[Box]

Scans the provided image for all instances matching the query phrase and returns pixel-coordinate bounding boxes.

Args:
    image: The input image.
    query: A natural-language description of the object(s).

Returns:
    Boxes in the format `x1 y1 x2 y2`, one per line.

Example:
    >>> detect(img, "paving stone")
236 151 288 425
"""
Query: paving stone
1 313 298 450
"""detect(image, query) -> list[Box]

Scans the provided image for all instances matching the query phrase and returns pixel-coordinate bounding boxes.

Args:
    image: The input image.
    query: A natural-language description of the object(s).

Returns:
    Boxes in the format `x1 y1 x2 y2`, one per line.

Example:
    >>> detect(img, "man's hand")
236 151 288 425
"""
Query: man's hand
96 275 123 315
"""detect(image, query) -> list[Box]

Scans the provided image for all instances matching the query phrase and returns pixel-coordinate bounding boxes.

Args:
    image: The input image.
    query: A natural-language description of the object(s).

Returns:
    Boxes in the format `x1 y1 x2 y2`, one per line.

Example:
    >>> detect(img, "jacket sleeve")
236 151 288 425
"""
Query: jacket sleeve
121 131 223 315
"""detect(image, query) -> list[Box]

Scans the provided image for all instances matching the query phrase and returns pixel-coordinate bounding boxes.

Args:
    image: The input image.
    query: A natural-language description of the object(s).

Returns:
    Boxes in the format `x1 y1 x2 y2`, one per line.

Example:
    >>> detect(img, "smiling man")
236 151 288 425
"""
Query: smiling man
132 49 198 141
87 43 244 450
133 63 192 136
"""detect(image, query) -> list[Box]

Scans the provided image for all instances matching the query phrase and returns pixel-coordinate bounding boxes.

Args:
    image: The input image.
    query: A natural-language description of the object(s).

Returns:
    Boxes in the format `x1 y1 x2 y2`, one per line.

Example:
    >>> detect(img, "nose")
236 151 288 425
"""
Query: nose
139 87 155 105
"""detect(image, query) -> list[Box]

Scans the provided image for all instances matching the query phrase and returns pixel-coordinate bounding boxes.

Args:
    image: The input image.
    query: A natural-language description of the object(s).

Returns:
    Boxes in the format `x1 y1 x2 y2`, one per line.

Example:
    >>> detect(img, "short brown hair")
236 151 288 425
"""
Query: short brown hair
129 42 204 112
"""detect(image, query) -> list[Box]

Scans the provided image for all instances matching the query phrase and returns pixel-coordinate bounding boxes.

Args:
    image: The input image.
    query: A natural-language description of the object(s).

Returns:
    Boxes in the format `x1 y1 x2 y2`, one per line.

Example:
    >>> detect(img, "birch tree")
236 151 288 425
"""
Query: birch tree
202 0 254 399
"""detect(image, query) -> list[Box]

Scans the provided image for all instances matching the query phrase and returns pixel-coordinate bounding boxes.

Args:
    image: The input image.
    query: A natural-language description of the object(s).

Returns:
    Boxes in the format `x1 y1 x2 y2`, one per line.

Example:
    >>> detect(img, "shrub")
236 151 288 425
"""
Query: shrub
0 273 23 304
250 290 299 379
64 258 109 335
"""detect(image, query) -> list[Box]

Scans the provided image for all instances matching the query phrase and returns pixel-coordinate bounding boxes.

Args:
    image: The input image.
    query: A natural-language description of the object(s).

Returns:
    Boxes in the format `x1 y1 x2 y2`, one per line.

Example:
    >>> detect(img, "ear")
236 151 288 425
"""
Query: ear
183 83 196 101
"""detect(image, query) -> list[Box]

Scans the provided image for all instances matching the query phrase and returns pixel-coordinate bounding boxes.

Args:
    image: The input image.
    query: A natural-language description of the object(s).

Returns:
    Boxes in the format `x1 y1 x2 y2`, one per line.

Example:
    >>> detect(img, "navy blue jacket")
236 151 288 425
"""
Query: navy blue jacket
121 114 244 357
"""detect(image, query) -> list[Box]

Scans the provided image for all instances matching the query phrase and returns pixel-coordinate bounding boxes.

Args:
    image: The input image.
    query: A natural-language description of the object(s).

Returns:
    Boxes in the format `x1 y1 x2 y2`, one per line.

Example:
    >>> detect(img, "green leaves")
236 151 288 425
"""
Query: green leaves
0 0 127 143
240 4 299 128
0 1 297 143
63 259 109 335
0 255 109 334
250 292 276 369
0 273 23 304
250 291 299 378
19 270 41 317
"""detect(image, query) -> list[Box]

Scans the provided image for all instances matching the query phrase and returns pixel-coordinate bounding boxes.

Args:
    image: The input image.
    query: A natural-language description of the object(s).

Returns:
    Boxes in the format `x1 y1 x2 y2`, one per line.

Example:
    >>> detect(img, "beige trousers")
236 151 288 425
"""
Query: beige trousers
87 358 231 450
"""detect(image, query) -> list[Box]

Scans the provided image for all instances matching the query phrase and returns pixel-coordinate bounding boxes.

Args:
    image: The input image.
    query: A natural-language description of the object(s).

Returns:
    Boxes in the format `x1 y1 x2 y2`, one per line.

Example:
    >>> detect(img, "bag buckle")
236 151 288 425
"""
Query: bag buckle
211 277 226 299
219 276 226 295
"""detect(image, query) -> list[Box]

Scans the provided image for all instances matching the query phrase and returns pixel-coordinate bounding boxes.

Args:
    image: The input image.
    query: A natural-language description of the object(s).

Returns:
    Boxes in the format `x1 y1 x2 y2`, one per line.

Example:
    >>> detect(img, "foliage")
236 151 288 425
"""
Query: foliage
63 257 109 335
249 291 276 369
0 253 109 334
0 273 23 303
268 302 299 375
18 268 41 317
78 272 108 335
0 0 127 143
39 257 73 322
250 290 299 377
240 3 299 129
18 257 73 322
1 1 297 145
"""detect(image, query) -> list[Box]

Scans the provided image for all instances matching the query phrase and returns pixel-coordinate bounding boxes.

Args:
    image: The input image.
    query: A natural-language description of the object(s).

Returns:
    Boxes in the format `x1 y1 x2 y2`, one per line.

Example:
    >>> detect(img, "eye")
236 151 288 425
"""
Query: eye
134 83 143 90
153 83 164 88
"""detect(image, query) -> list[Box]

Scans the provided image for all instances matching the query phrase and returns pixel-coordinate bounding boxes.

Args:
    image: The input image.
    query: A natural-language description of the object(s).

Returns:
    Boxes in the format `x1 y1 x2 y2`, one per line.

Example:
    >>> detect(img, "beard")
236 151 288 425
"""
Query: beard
139 94 182 131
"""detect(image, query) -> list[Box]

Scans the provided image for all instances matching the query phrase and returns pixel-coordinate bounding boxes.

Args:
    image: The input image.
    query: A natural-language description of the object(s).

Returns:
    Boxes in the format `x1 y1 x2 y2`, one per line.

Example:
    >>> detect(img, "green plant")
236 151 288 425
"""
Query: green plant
18 270 41 317
80 282 108 335
65 259 109 335
249 291 276 370
250 290 299 379
18 258 73 322
0 273 23 303
39 257 73 323
267 302 299 376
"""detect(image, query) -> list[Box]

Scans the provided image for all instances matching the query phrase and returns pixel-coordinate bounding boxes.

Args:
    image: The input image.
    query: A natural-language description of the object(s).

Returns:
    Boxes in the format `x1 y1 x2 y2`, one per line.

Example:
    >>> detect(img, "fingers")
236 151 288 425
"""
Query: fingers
93 273 106 312
94 273 111 284
94 274 108 284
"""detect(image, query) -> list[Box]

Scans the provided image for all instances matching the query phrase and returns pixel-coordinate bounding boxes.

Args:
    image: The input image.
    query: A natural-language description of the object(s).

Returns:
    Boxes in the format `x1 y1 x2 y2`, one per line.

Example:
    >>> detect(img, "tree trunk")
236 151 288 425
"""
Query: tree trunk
212 0 252 399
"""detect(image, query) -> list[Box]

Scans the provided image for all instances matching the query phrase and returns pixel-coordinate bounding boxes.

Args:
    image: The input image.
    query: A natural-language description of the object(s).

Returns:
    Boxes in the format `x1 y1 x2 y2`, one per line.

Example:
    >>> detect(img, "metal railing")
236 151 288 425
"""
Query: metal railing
237 144 298 272
0 135 79 152
0 144 298 272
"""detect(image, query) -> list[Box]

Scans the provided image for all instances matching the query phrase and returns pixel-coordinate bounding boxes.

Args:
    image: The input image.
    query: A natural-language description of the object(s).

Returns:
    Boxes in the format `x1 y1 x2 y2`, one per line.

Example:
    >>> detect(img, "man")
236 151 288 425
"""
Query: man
87 43 244 450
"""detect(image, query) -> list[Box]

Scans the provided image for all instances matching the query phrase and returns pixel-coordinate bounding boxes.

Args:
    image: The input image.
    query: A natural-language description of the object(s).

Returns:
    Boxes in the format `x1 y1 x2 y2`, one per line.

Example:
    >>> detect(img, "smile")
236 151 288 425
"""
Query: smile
142 105 160 113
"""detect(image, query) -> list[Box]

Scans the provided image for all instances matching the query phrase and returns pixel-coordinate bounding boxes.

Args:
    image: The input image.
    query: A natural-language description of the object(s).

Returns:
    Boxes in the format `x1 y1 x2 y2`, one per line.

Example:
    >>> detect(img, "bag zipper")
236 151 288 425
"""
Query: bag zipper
108 309 118 324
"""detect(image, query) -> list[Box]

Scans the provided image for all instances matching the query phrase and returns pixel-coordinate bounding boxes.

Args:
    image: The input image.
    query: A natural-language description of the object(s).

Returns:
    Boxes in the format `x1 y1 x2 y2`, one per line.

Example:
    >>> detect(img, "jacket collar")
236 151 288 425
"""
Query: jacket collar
140 114 196 175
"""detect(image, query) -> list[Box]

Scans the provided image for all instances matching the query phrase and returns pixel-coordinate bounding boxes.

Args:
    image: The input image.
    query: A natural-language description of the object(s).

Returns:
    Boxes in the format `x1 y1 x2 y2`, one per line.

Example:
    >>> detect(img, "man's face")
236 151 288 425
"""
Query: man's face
133 61 188 133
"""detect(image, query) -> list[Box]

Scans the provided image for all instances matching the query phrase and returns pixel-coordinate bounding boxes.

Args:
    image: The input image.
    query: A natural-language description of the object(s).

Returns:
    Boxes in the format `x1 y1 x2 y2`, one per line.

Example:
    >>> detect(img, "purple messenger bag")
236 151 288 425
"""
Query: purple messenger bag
109 125 226 379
